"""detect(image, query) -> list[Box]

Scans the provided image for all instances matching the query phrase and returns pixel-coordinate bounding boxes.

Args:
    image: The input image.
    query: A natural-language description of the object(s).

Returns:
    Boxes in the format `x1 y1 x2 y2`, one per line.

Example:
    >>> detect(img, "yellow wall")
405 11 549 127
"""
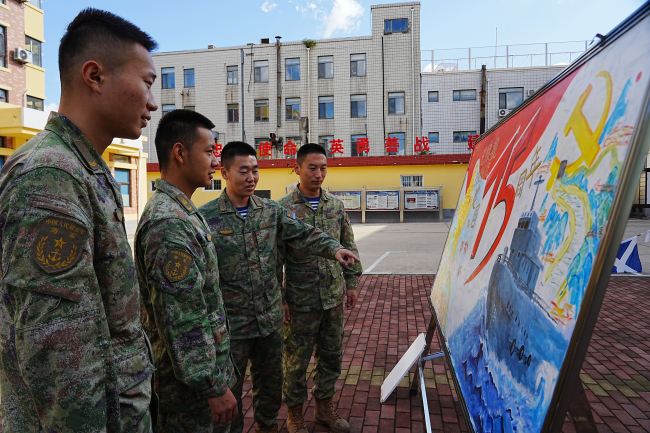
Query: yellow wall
24 3 45 41
25 64 45 99
147 163 468 210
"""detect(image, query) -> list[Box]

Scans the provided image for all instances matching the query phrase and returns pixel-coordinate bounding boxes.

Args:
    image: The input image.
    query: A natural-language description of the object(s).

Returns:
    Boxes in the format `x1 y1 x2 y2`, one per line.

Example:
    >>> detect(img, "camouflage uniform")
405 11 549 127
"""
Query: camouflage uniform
278 188 362 408
0 113 153 433
136 179 236 433
199 191 343 433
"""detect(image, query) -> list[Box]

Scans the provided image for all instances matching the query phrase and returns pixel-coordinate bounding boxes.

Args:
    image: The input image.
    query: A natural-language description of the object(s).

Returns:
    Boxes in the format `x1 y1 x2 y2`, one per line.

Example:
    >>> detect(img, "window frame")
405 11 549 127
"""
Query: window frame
318 96 334 119
25 36 42 67
161 104 175 115
387 132 406 156
183 68 195 88
453 130 478 143
114 168 132 207
428 132 440 144
254 60 269 83
0 88 7 103
452 89 477 101
350 53 366 77
0 25 7 69
26 95 44 111
384 18 409 34
318 56 334 79
161 67 175 89
400 175 423 188
350 94 367 119
285 57 300 81
204 179 223 191
254 99 269 122
499 87 524 110
227 65 239 85
388 92 405 115
350 134 368 157
227 103 239 123
427 91 439 103
285 97 301 121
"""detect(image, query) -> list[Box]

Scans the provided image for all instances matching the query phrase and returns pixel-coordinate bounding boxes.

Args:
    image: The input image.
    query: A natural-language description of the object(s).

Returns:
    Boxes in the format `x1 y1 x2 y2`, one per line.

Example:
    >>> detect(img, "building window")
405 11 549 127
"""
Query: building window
350 94 366 118
26 96 44 111
453 130 477 143
183 68 195 88
205 179 222 191
227 104 239 123
499 87 524 110
1 26 6 68
161 67 175 89
318 96 334 119
384 18 409 34
428 91 438 102
285 58 300 81
24 36 43 67
183 105 195 111
387 132 405 156
453 89 476 101
285 98 301 121
0 88 7 103
114 169 132 207
162 104 175 115
318 56 334 79
254 99 269 122
350 53 366 77
254 60 269 83
401 175 423 187
428 132 439 144
388 92 405 115
227 65 238 85
318 135 334 152
351 134 367 157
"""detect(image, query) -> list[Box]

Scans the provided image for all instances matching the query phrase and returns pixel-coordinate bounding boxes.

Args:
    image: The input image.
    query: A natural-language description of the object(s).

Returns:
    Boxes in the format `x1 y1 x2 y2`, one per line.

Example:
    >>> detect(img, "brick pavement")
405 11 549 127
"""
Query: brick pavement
239 275 649 433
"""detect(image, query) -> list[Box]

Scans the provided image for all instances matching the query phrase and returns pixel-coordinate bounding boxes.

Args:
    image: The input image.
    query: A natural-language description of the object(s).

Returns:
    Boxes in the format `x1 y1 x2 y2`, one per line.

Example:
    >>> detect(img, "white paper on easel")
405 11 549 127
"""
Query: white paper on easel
380 333 426 403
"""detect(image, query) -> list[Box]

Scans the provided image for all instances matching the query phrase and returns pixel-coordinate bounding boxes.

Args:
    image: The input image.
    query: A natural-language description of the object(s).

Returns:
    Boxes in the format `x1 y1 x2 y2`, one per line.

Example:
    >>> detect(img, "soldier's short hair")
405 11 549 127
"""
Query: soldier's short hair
221 141 257 169
59 8 157 88
297 143 327 165
155 109 215 170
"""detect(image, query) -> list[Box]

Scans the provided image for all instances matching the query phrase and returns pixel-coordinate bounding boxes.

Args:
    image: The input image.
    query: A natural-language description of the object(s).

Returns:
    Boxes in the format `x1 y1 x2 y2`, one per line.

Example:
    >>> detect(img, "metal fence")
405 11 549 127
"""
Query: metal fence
422 40 590 72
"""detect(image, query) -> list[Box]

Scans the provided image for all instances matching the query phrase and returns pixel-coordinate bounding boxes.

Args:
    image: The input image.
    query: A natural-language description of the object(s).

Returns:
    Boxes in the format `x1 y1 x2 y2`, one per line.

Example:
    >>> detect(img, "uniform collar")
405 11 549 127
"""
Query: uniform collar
44 112 106 174
154 179 198 214
292 185 330 204
218 189 263 213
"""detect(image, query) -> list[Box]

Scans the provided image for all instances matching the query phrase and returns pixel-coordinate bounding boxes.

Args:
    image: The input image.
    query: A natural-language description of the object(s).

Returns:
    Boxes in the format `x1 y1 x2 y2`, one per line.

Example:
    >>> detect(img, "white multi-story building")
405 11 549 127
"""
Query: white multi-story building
147 2 421 162
420 66 566 154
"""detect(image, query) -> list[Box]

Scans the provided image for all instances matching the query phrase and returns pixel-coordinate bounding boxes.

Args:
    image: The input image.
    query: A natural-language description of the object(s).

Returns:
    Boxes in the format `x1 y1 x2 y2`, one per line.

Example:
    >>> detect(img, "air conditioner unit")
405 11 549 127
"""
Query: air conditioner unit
527 89 535 97
13 48 33 64
498 108 511 117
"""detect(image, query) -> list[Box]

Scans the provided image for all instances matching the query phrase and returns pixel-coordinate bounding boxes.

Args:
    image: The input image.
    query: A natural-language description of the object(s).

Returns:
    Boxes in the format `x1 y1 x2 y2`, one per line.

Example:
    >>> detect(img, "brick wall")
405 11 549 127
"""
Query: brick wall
0 0 26 106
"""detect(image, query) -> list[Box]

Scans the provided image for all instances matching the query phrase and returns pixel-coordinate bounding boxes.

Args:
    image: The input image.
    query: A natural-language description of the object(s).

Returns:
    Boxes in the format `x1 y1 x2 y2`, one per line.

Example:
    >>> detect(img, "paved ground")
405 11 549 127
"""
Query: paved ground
239 275 650 433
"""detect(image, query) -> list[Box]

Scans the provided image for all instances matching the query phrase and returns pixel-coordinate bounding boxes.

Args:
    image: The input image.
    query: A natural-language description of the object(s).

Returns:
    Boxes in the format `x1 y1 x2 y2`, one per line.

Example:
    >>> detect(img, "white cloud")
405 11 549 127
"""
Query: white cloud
322 0 364 38
261 1 278 13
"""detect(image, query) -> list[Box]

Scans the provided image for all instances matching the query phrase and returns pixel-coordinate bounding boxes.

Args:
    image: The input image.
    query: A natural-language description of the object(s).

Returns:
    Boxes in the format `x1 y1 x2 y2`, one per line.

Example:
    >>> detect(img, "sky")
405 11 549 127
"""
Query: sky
41 0 644 109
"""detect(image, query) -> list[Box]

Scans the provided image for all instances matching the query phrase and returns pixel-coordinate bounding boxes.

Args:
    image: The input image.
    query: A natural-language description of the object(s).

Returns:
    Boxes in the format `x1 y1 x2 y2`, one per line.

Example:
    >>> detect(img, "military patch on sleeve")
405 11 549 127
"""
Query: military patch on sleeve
163 249 194 282
33 216 87 274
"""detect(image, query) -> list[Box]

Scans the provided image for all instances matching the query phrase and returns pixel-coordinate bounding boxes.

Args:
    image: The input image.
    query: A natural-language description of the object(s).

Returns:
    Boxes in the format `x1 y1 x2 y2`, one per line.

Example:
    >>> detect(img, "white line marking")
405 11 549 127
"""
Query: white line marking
363 251 406 274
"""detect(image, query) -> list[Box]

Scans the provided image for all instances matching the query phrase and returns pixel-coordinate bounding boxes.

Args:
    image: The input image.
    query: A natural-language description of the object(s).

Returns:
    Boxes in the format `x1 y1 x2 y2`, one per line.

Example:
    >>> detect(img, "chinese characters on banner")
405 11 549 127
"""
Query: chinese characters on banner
329 138 344 155
283 139 297 157
213 142 223 157
467 133 480 150
414 136 430 154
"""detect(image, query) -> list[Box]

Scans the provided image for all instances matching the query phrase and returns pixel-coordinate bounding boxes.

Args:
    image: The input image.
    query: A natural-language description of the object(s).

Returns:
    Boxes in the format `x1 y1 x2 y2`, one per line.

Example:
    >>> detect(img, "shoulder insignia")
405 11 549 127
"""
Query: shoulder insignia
219 228 234 236
33 216 87 274
163 249 193 282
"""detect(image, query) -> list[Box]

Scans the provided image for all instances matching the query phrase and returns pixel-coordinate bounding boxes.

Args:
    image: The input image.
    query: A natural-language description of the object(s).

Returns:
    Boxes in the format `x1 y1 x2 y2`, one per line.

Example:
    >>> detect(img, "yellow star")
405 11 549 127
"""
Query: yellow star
54 237 66 249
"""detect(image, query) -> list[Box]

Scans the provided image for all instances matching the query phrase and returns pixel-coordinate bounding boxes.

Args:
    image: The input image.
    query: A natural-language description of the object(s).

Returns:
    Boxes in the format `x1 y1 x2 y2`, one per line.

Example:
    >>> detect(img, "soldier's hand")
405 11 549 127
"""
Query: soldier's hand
283 302 291 324
335 248 359 267
346 289 358 309
208 388 238 425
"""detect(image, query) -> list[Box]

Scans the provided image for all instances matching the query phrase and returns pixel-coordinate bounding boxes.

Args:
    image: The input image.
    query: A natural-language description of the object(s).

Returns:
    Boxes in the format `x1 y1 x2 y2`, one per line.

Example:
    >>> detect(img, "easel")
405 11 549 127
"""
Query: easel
404 315 599 433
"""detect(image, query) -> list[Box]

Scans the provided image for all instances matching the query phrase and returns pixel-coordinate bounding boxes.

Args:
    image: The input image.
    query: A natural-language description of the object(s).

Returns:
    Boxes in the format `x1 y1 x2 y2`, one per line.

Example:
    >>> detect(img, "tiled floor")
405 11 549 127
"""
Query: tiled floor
240 275 650 433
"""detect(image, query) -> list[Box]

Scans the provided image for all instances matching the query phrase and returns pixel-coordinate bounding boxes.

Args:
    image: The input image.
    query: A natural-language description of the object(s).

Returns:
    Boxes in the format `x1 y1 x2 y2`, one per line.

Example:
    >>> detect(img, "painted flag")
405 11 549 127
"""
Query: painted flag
611 236 642 274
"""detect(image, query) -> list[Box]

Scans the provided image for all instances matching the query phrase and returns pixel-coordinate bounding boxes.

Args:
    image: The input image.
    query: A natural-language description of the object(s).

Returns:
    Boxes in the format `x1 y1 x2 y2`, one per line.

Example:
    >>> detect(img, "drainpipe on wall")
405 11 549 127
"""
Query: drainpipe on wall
307 47 311 143
381 36 386 144
240 46 247 142
410 7 416 154
480 64 487 134
276 36 282 130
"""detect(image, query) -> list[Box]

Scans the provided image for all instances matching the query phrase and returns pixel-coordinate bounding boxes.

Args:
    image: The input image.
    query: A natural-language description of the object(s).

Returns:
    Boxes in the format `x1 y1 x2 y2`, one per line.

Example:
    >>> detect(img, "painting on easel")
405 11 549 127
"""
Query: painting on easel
430 5 650 433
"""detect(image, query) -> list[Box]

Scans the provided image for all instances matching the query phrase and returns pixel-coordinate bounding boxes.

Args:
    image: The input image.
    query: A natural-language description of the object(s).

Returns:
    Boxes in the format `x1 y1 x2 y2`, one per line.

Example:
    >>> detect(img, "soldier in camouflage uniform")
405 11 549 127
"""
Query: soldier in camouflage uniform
199 142 359 433
0 9 158 433
136 110 238 432
279 144 363 433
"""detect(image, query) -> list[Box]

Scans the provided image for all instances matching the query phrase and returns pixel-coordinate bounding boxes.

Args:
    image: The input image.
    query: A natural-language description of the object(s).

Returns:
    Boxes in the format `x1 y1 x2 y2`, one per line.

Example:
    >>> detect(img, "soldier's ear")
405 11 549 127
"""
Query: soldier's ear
220 165 229 180
171 142 185 165
81 60 104 94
